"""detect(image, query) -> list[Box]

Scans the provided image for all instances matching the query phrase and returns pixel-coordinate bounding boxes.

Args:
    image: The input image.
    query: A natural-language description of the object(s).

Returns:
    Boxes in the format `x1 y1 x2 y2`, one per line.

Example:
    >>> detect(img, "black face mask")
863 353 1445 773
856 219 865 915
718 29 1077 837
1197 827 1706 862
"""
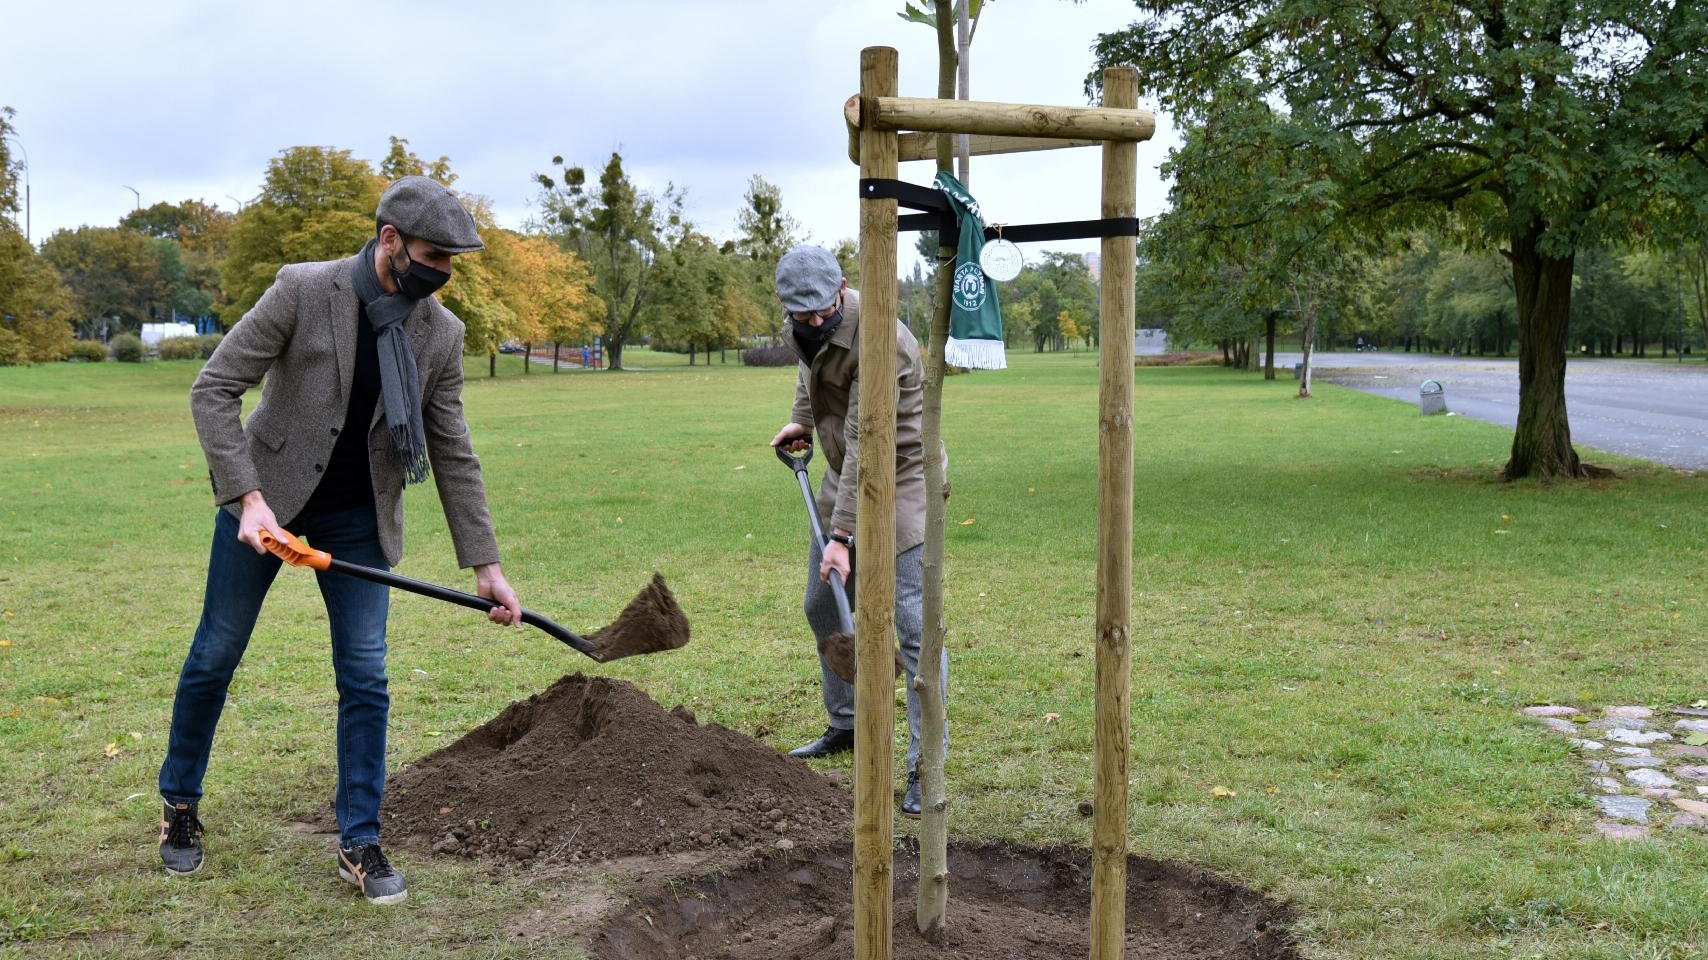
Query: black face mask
792 308 843 342
391 248 452 299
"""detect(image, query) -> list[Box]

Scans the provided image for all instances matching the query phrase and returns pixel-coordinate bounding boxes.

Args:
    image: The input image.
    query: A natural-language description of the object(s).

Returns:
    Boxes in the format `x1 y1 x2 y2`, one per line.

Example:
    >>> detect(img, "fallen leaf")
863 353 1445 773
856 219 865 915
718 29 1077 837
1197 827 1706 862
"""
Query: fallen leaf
1210 786 1237 798
3 709 21 719
1266 786 1279 794
1043 713 1060 723
425 730 443 737
32 696 58 704
439 806 455 814
733 465 746 471
1694 700 1708 709
0 640 11 647
1684 733 1708 746
129 732 142 741
103 742 121 759
958 518 976 526
1493 529 1510 535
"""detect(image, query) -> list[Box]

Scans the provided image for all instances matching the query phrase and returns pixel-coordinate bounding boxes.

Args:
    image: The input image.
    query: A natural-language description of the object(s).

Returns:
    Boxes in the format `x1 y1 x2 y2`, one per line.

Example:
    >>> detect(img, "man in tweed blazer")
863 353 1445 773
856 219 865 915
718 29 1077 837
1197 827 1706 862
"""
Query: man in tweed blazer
157 177 520 905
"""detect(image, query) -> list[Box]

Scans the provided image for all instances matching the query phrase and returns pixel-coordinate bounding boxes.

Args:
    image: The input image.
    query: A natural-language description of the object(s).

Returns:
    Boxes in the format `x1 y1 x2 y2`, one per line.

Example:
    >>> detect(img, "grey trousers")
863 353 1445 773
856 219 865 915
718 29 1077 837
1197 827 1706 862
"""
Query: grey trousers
806 539 948 772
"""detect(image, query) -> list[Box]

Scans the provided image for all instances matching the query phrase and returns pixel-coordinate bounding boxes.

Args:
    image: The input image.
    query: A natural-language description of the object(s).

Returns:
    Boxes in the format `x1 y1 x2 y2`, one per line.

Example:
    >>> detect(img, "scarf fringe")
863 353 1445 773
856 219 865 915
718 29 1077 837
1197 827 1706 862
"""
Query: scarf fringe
945 336 1008 371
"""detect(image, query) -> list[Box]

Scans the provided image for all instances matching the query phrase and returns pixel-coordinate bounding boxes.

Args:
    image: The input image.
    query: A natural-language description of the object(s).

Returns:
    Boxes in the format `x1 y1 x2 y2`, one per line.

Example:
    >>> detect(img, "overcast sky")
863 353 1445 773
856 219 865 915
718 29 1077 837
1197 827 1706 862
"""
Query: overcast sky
3 0 1178 272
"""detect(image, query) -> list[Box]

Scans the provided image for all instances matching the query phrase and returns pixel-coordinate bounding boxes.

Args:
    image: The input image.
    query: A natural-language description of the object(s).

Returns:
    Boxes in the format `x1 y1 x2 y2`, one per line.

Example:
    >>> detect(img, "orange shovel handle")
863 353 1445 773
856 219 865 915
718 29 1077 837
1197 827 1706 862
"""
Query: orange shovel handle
258 529 332 570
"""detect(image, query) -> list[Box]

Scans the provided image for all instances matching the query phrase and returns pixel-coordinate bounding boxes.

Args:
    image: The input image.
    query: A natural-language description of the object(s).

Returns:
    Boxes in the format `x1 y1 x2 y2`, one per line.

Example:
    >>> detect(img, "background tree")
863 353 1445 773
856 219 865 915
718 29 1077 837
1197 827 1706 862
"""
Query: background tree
0 226 75 364
40 226 174 336
122 199 233 325
220 146 382 318
535 152 682 371
733 175 800 274
0 106 21 225
491 229 601 371
1096 1 1708 479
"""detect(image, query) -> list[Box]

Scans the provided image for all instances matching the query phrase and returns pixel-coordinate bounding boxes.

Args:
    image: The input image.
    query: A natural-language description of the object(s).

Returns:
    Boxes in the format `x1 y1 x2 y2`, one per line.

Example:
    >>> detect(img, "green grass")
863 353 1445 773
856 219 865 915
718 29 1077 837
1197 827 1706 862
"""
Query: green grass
2 347 1706 958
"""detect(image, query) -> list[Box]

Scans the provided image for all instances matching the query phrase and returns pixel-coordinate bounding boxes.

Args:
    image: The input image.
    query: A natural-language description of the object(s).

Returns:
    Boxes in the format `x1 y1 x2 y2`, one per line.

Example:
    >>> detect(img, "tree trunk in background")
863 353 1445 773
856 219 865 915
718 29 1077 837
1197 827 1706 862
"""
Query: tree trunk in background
1263 313 1276 380
1504 221 1586 479
488 350 496 378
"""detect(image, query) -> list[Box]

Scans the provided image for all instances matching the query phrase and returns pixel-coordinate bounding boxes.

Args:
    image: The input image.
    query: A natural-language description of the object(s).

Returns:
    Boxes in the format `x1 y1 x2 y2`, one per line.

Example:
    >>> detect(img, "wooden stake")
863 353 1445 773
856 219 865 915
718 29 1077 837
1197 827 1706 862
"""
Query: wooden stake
1091 65 1138 960
855 43 899 960
871 95 1153 142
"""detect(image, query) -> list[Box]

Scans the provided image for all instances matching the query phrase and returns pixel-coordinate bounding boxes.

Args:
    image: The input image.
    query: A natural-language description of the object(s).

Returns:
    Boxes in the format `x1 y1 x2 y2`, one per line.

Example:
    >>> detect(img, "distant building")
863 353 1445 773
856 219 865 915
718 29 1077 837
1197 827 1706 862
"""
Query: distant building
140 322 198 348
1084 252 1101 277
1134 328 1168 356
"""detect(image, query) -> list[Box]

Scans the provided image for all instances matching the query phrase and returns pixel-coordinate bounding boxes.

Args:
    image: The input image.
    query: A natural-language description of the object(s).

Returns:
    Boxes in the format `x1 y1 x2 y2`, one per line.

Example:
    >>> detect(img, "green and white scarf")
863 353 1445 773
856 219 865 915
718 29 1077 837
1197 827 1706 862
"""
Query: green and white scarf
936 172 1006 371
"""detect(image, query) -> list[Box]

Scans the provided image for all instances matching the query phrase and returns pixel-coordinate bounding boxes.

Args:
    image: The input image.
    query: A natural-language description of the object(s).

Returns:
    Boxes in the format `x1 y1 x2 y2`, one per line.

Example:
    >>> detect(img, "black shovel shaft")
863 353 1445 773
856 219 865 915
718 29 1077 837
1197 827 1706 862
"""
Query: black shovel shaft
324 557 600 658
788 467 855 635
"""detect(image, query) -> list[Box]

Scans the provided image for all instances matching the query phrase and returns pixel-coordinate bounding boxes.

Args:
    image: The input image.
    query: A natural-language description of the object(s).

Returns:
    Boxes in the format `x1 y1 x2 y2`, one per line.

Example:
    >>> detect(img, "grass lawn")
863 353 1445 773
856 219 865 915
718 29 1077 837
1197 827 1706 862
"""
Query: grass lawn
1 347 1705 959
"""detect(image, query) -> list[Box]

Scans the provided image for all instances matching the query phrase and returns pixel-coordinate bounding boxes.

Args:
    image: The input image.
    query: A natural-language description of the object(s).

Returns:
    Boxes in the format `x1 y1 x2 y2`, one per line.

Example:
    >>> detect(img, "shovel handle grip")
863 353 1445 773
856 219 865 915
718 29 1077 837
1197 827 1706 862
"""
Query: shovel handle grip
259 529 331 570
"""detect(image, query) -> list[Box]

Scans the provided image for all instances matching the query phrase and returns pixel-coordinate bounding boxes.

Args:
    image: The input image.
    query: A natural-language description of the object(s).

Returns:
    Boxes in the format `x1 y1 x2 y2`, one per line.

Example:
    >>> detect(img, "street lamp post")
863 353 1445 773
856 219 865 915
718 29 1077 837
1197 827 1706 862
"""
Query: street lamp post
123 184 140 213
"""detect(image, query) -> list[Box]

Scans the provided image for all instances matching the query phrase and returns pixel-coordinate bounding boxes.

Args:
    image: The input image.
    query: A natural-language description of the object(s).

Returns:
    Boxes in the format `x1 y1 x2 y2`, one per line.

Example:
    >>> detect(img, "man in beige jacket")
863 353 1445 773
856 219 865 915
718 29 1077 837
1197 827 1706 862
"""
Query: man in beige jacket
158 177 520 904
769 244 947 818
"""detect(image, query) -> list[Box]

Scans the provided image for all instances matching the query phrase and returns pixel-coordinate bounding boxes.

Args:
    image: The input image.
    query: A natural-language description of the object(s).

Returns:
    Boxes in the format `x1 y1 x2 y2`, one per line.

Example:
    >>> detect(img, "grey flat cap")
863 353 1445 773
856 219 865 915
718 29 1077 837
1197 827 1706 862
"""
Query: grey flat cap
776 245 844 312
376 176 484 253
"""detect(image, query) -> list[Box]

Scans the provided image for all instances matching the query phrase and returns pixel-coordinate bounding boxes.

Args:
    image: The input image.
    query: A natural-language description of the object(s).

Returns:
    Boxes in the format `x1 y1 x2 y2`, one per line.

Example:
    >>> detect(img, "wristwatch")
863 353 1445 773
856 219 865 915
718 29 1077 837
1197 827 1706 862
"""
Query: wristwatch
828 531 854 547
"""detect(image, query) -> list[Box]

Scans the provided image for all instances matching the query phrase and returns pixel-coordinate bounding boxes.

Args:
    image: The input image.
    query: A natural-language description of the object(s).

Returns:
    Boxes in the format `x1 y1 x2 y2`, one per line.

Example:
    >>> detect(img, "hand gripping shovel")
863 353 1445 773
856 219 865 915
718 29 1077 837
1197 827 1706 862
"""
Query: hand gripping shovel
258 529 689 663
775 438 902 683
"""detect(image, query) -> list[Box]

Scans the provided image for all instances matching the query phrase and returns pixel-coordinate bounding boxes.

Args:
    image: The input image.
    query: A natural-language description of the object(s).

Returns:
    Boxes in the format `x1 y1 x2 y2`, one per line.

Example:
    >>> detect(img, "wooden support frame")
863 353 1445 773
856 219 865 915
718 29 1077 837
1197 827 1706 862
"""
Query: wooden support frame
851 46 1146 960
854 45 900 960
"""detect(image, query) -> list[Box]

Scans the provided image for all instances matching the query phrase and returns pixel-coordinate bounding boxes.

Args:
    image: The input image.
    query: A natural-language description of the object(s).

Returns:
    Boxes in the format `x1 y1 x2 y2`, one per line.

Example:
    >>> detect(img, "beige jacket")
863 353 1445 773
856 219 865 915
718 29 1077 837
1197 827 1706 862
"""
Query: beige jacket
786 289 927 554
191 255 499 568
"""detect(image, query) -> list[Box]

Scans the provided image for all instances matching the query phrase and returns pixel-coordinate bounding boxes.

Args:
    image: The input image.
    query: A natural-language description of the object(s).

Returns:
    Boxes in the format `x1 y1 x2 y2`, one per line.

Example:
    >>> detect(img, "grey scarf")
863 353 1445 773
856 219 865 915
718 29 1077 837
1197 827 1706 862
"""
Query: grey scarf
351 238 430 485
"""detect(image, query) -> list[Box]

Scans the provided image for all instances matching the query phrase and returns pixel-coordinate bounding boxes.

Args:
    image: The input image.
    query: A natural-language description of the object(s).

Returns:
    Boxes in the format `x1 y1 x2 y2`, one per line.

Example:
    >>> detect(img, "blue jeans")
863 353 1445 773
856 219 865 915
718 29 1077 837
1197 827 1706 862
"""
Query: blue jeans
159 504 391 848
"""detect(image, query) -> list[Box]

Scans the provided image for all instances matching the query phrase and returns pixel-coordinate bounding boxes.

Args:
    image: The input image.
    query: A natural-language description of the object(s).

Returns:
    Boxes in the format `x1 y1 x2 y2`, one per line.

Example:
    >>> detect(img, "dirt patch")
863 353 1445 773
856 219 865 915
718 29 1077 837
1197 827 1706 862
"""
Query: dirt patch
381 674 852 865
589 841 1297 960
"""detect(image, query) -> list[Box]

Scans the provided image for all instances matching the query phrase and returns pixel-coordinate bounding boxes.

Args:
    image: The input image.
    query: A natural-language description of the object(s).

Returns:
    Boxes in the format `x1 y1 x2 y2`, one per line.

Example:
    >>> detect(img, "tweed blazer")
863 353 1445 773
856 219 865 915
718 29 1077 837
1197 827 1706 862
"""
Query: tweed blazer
785 290 927 555
191 255 499 568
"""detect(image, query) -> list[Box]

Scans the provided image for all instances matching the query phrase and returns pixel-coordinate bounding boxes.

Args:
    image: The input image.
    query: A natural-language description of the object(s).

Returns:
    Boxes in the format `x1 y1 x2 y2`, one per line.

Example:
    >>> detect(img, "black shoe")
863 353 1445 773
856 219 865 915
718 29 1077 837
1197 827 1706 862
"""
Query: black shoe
788 726 855 758
901 770 922 819
338 842 408 905
159 802 205 875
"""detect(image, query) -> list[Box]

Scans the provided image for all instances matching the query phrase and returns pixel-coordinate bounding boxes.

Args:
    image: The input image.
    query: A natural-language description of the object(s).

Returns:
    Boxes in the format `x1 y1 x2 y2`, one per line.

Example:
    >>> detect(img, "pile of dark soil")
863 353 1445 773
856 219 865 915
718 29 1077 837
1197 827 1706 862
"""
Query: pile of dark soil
590 841 1298 960
382 674 851 864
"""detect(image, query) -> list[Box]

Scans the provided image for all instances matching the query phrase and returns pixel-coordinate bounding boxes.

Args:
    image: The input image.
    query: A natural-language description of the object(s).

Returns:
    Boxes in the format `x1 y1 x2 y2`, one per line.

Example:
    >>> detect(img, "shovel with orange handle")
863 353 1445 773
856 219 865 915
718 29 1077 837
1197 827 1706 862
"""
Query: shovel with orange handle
258 529 689 663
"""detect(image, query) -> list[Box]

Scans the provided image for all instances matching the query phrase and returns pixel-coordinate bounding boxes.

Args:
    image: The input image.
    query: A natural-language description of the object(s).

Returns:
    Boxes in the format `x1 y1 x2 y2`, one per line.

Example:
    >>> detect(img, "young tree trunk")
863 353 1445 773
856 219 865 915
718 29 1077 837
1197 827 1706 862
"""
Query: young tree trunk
523 342 531 374
1296 290 1316 399
914 5 957 941
1263 312 1276 380
553 341 561 372
1504 222 1586 480
488 349 496 378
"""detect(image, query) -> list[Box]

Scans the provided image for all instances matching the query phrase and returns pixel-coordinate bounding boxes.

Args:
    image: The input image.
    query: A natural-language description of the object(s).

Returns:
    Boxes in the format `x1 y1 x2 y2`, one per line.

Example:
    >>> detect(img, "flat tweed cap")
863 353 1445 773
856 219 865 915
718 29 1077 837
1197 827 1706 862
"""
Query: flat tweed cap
376 176 484 253
775 244 844 313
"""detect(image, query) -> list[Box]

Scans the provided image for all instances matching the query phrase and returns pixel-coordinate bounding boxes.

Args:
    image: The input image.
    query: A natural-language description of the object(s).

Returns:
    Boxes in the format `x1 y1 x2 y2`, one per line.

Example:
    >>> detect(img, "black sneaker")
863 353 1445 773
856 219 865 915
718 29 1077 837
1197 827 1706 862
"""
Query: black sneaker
159 802 205 875
902 770 922 819
338 842 407 905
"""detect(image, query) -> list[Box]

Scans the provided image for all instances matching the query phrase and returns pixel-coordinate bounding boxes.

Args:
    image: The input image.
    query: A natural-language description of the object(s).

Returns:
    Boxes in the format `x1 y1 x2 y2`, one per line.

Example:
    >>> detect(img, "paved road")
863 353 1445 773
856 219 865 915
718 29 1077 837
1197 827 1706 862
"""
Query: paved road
1273 351 1708 470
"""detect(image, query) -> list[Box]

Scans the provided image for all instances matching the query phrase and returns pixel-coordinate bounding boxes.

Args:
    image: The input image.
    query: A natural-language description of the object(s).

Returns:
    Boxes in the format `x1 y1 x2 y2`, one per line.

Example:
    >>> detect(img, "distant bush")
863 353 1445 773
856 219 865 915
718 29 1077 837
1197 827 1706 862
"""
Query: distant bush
66 340 107 362
110 334 146 363
742 343 797 367
156 337 204 361
196 333 224 358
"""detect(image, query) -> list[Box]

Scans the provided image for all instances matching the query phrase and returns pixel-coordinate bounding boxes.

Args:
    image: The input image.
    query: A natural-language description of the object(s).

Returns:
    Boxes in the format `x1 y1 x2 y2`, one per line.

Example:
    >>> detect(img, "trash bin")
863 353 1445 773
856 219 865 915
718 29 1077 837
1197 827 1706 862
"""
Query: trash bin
1293 362 1304 380
1419 379 1446 416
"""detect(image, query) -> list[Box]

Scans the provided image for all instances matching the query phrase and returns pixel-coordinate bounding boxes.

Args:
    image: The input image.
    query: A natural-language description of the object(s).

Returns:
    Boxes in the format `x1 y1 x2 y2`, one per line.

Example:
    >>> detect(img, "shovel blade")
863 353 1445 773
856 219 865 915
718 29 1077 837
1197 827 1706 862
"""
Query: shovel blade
816 630 906 685
586 574 691 662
